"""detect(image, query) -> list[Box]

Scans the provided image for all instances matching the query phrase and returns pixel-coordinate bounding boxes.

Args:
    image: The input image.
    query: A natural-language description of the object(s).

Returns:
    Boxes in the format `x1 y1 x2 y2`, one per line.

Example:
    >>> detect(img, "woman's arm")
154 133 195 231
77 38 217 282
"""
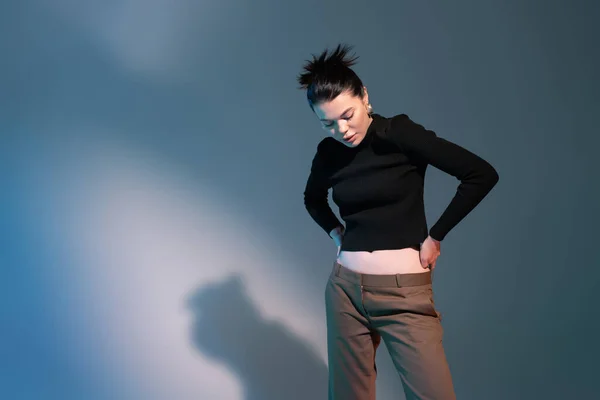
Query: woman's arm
304 140 345 237
387 114 499 242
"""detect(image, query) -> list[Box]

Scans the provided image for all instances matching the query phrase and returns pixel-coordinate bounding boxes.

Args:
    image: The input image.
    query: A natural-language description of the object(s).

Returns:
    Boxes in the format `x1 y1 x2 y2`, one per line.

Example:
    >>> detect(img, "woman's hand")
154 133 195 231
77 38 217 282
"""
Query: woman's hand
420 235 441 270
329 226 345 255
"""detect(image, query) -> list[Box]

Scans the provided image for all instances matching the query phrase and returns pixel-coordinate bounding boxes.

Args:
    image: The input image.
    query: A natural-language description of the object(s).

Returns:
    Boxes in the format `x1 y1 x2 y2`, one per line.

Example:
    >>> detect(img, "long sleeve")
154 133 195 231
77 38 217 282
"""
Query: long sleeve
388 114 499 241
303 141 344 235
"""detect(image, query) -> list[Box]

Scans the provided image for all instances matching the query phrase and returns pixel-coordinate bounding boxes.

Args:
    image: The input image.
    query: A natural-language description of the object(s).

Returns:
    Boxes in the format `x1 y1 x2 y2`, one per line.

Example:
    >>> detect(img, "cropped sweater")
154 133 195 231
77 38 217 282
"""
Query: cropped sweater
303 113 499 251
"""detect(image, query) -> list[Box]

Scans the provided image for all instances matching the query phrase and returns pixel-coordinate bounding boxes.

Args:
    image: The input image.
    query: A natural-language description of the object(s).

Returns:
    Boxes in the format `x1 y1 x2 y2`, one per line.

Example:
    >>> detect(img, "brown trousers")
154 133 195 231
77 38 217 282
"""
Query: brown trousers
325 262 456 400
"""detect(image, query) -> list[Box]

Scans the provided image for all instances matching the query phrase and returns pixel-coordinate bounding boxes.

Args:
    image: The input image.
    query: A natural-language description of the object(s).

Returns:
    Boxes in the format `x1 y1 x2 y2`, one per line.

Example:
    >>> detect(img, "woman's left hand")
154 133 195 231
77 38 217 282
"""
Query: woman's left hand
420 236 441 270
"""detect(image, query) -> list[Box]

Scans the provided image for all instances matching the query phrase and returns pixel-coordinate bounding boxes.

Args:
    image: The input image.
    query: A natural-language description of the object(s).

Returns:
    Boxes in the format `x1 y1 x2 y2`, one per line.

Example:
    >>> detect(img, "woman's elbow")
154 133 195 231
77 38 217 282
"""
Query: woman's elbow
484 163 499 190
303 191 326 209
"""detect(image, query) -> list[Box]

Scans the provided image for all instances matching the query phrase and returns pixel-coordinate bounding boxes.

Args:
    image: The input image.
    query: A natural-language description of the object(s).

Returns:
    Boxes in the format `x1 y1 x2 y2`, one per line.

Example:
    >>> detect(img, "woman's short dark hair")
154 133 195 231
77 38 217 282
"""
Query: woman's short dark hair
297 44 365 109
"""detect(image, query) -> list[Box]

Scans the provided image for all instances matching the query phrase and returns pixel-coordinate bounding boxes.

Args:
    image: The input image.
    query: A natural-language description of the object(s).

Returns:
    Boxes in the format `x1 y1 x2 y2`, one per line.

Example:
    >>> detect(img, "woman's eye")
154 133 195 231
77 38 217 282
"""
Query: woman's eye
323 113 352 128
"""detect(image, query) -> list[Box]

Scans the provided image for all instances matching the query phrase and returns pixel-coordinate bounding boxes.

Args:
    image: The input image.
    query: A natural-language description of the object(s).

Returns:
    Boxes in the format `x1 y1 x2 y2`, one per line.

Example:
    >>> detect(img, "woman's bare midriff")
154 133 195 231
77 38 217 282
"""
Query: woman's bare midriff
336 247 429 275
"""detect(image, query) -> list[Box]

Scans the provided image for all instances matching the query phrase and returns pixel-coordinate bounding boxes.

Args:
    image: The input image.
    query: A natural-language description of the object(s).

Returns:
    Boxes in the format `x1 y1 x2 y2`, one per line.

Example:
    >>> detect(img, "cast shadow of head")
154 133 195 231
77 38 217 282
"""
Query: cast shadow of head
186 274 328 400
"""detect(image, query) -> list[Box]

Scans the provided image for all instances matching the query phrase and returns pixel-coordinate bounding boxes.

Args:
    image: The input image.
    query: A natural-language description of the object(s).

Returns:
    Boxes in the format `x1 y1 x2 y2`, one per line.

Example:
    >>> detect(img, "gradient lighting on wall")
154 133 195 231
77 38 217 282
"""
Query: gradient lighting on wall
20 134 327 399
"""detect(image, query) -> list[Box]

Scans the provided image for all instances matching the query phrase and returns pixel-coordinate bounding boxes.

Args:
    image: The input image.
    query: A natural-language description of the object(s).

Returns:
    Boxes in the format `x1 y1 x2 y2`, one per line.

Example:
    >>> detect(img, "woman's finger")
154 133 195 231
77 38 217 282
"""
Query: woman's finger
431 258 437 269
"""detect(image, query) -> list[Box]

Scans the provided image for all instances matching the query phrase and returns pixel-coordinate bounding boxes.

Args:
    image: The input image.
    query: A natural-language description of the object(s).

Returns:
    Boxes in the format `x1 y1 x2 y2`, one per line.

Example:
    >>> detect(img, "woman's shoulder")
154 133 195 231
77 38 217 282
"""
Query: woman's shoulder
372 113 408 141
310 137 341 167
385 113 412 130
378 113 434 143
372 112 410 130
315 137 341 156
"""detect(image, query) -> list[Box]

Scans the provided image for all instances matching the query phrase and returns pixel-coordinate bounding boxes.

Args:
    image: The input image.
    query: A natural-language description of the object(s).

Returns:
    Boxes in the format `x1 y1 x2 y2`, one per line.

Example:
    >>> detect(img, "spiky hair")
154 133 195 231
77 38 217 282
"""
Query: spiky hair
297 44 365 108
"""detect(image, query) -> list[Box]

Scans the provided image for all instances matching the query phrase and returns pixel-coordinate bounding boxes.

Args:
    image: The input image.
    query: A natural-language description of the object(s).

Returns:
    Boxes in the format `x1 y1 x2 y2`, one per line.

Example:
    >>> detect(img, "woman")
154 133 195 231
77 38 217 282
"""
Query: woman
298 44 499 400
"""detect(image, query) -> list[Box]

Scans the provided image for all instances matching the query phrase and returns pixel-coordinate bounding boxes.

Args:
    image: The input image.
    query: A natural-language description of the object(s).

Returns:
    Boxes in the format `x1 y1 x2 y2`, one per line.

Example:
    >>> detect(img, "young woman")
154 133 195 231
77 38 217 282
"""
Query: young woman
298 44 499 400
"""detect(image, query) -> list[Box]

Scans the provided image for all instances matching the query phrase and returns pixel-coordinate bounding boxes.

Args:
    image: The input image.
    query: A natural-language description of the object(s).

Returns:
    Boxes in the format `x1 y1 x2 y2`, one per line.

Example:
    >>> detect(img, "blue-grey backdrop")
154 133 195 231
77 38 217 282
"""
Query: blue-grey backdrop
2 1 598 399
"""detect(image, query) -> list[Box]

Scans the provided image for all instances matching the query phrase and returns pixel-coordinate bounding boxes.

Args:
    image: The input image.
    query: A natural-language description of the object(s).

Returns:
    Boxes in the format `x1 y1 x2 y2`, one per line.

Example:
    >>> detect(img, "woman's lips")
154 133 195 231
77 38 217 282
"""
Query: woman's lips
343 134 356 142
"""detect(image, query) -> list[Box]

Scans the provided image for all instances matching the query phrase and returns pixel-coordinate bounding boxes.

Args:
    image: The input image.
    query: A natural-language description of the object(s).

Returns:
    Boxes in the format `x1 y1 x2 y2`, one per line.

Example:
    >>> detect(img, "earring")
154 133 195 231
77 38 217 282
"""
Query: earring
366 103 373 114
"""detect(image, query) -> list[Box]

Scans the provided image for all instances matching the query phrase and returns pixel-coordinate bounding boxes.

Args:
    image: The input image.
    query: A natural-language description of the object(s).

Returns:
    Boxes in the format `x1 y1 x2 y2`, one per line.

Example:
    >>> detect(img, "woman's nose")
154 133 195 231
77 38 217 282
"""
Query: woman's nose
337 120 348 134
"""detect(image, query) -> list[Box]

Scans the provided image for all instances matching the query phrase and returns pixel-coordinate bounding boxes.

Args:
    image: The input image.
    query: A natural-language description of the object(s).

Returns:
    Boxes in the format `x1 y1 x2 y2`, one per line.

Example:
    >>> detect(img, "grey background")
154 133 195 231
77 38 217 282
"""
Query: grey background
2 0 598 399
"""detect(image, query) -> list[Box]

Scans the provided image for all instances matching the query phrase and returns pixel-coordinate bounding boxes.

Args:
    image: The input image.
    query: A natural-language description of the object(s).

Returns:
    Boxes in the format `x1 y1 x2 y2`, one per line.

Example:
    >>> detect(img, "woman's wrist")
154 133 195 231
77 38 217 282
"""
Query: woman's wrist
428 235 441 244
329 225 345 246
329 225 344 238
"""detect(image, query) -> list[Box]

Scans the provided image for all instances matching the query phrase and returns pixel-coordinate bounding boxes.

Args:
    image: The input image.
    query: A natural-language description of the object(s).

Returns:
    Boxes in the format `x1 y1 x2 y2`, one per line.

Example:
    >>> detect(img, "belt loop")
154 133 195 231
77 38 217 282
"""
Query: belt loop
334 262 341 277
395 274 401 288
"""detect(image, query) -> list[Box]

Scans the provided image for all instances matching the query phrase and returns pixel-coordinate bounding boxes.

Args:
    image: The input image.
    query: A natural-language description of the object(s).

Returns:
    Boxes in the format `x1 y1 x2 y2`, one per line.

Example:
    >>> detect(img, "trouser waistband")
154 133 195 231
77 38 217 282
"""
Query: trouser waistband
331 261 432 287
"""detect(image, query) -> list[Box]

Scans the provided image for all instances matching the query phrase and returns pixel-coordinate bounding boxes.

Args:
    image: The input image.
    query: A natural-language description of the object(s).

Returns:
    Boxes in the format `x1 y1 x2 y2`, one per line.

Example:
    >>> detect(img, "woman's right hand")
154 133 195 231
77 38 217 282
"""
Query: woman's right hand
329 226 345 255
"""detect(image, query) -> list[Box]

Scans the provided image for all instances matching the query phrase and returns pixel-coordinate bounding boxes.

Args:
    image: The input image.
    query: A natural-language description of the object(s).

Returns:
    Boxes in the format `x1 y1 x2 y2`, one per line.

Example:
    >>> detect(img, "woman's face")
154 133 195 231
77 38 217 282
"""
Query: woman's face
313 88 373 148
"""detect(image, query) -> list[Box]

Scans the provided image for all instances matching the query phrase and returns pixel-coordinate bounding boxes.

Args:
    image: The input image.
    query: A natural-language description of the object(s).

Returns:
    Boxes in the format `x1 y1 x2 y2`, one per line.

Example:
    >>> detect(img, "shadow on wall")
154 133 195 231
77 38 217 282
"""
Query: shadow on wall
186 274 328 400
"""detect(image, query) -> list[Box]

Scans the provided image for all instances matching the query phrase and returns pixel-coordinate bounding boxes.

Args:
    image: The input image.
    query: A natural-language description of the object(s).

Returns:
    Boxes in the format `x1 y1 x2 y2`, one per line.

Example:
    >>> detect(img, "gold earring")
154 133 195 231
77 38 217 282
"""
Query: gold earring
367 103 373 114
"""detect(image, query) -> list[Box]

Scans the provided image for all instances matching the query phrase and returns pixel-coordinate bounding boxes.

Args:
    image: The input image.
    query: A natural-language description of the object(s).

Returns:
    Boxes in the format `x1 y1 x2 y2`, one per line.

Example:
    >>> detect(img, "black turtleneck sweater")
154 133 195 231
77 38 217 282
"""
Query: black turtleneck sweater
303 113 499 252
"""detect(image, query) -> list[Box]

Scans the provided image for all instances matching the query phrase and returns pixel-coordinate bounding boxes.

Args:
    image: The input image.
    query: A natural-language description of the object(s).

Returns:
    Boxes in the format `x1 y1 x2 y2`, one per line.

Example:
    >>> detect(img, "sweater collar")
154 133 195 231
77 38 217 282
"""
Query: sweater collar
367 113 389 136
359 113 388 147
